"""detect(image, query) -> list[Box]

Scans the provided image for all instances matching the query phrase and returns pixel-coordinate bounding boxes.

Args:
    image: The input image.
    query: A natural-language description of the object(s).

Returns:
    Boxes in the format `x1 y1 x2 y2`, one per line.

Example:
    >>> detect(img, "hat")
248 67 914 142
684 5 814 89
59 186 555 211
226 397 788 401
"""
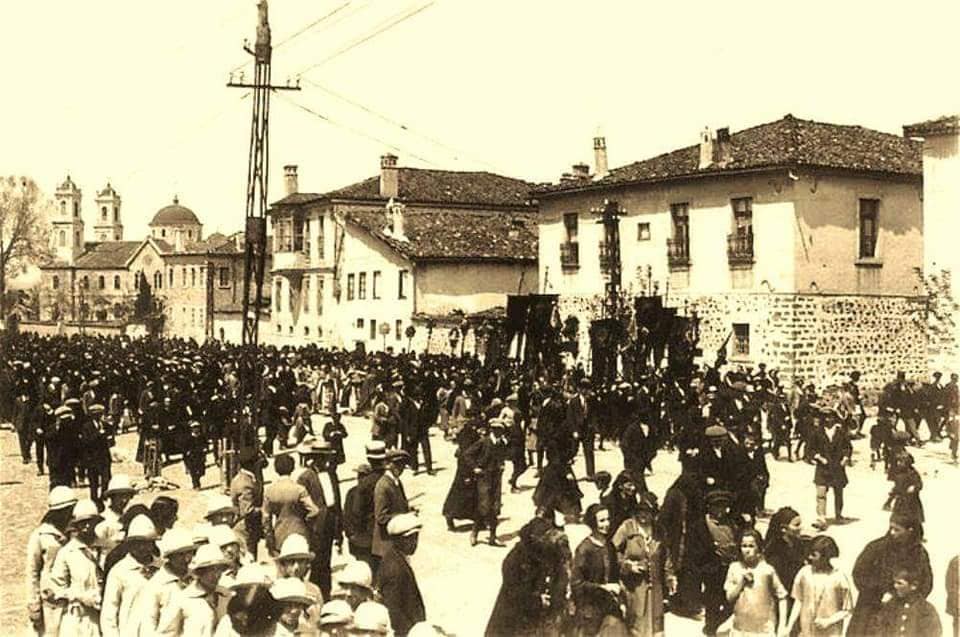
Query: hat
408 623 443 637
319 599 354 626
337 560 373 590
277 534 314 561
160 528 196 556
489 398 504 409
54 406 73 420
488 418 506 429
105 474 135 497
270 577 314 606
387 512 422 537
385 449 411 464
70 500 103 526
208 524 240 549
205 494 237 518
308 439 335 455
48 486 77 511
189 420 202 431
353 462 373 476
126 514 159 541
189 544 229 571
64 398 81 408
231 563 273 588
353 601 392 635
88 404 105 415
191 522 213 545
705 490 733 508
705 425 728 439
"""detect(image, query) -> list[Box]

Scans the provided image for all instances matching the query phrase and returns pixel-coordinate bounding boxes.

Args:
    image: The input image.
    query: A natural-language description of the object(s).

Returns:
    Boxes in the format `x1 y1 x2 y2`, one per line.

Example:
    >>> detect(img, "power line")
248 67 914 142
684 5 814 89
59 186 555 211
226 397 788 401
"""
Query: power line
299 77 502 171
277 93 443 167
294 1 435 76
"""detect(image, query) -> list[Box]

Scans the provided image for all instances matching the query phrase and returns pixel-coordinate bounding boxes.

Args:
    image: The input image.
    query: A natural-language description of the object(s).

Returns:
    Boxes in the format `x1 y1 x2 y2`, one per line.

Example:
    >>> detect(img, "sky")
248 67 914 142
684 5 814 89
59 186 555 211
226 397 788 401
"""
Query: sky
1 0 958 242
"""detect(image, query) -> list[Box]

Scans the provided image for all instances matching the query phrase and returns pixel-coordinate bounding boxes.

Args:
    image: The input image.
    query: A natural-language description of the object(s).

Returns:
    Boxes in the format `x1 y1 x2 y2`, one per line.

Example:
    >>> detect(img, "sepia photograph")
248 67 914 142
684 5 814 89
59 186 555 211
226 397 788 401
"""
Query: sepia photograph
0 1 958 635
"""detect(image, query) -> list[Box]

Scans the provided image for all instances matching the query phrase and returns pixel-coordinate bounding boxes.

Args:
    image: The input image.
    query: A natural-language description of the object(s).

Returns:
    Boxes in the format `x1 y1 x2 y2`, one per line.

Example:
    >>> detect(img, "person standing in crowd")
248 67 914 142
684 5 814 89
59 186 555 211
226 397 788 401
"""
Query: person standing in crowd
464 419 509 547
723 528 787 637
79 404 113 506
343 462 372 561
347 442 387 571
95 475 135 557
26 486 76 636
372 449 412 578
782 535 852 637
379 513 427 636
270 578 317 637
848 513 933 636
134 527 197 636
946 554 958 637
701 489 738 636
229 452 264 559
183 420 207 490
47 500 104 637
297 439 344 600
808 409 852 530
261 453 319 559
571 503 625 635
566 379 596 478
156 544 230 637
763 507 808 611
273 534 323 633
100 514 158 637
876 567 943 637
658 459 710 621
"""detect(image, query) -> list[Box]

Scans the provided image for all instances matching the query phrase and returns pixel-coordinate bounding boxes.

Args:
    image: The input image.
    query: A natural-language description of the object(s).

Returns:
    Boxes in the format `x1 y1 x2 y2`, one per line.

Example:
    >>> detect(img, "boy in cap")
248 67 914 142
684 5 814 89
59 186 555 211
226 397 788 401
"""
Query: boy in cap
183 420 207 490
335 560 376 610
134 527 196 635
100 514 160 637
351 600 393 636
156 544 230 636
319 599 354 636
26 486 76 635
48 500 104 636
271 578 317 637
96 474 136 555
702 489 737 635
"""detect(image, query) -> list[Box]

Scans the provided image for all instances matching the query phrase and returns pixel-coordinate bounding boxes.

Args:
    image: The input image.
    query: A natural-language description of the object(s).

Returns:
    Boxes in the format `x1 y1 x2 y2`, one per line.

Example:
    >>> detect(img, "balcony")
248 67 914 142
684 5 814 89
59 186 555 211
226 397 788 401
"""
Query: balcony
560 242 579 269
727 232 754 266
272 250 310 272
666 238 690 268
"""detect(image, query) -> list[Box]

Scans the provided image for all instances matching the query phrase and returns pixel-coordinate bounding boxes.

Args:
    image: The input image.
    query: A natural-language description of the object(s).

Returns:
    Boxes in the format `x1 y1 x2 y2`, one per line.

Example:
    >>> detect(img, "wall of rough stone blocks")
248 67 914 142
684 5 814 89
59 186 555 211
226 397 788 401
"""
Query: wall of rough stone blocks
550 292 927 403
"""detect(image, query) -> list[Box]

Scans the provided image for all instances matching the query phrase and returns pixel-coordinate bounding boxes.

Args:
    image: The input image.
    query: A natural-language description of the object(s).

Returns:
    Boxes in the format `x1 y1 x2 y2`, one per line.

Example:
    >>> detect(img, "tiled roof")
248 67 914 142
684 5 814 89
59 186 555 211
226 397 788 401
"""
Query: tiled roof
344 208 538 262
272 168 535 208
72 241 141 269
903 114 959 137
538 115 922 195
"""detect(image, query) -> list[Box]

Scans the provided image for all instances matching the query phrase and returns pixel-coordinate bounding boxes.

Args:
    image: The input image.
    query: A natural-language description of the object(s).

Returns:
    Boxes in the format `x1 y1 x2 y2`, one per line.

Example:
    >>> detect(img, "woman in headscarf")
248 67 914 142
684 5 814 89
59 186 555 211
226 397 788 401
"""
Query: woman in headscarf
601 471 641 536
763 507 809 596
847 512 933 636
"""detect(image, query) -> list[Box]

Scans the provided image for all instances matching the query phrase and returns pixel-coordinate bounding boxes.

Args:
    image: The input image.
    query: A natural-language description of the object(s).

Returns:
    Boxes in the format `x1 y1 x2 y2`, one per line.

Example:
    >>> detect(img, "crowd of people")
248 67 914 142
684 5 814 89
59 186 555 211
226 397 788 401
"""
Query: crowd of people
2 330 958 636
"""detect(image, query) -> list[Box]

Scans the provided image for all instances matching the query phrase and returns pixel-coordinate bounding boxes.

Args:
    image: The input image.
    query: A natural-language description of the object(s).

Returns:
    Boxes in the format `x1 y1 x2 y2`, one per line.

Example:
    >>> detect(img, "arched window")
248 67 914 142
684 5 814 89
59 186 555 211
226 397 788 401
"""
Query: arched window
188 230 193 240
101 206 108 221
181 267 187 286
60 200 66 216
154 271 162 289
52 276 60 290
169 268 174 287
113 206 119 222
82 276 89 289
161 229 166 238
58 230 66 247
113 275 121 290
97 275 105 290
73 201 79 217
191 268 196 287
75 231 81 247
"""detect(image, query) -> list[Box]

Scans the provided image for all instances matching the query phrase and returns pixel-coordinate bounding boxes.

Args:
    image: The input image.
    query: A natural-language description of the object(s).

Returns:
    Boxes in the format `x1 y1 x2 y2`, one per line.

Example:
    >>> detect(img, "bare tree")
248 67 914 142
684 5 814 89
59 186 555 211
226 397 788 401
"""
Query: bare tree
0 176 52 319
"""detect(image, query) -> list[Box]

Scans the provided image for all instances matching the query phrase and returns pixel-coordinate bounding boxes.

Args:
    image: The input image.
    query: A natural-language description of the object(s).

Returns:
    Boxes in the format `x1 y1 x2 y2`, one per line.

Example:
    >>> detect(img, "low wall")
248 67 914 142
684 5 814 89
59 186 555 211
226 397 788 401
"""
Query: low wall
17 320 129 338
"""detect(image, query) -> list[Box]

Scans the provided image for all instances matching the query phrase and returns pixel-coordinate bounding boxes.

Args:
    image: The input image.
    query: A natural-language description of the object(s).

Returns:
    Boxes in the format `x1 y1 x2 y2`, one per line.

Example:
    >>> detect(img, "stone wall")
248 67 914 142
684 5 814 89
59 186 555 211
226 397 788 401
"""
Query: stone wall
551 292 927 403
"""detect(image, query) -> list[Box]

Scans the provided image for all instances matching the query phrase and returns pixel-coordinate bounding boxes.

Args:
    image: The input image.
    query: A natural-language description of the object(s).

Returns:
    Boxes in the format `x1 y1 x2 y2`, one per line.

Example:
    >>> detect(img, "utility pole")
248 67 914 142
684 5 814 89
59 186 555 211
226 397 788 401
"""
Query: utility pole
596 198 624 319
228 0 299 349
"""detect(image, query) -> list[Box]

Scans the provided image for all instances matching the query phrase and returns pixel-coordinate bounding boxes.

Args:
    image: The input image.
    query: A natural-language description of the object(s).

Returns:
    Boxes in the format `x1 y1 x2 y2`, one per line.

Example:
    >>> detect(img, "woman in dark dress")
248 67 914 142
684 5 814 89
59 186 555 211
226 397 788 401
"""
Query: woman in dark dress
572 504 627 636
533 457 584 521
442 416 484 529
601 471 641 535
763 506 809 594
847 512 933 636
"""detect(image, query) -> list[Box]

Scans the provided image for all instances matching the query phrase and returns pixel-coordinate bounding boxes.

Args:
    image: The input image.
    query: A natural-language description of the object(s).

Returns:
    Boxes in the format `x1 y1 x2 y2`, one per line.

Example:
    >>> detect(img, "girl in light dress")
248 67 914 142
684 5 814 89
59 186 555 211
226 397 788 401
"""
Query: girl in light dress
722 528 788 637
782 535 852 637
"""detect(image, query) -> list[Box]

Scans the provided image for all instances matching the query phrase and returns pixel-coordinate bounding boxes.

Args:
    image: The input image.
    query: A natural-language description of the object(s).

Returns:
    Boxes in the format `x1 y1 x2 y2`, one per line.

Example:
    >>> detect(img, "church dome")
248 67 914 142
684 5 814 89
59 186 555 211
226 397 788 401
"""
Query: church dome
150 196 199 226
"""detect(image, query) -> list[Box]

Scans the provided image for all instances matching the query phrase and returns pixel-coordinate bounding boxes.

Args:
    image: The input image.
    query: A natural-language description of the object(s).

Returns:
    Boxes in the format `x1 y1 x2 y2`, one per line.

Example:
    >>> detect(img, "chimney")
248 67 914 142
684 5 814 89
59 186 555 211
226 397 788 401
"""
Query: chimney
698 127 715 170
379 154 399 199
593 136 608 179
283 165 298 196
572 163 591 180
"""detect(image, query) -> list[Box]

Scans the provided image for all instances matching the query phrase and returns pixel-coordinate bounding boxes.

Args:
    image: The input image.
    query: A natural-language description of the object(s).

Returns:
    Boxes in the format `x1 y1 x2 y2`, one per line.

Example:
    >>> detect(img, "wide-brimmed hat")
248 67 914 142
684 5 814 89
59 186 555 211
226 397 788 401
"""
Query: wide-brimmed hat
276 534 314 561
69 500 103 527
54 406 73 421
88 404 105 415
105 474 135 497
160 528 196 557
204 494 237 518
208 524 239 549
337 560 373 590
270 577 314 606
230 563 273 589
48 486 77 511
385 449 411 464
365 440 387 461
705 425 728 439
189 544 229 571
320 599 354 626
353 601 392 634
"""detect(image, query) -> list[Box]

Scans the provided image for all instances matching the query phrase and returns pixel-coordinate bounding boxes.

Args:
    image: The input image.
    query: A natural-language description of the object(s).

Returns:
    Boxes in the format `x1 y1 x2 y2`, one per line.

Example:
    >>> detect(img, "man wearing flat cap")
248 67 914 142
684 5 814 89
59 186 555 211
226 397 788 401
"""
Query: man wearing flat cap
372 449 412 578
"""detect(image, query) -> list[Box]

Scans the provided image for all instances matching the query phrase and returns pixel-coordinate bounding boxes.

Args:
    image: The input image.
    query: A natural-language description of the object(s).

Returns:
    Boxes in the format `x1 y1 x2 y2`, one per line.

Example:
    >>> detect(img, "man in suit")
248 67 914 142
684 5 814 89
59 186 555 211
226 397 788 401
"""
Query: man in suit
379 513 426 636
565 379 596 478
262 453 319 558
296 439 344 600
229 451 264 558
347 441 387 571
372 449 412 580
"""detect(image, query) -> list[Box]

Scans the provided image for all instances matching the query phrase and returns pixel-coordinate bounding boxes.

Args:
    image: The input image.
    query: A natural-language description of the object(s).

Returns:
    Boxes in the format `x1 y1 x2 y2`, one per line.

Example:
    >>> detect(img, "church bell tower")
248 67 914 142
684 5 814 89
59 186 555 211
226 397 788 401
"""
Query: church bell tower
52 175 85 263
94 183 123 241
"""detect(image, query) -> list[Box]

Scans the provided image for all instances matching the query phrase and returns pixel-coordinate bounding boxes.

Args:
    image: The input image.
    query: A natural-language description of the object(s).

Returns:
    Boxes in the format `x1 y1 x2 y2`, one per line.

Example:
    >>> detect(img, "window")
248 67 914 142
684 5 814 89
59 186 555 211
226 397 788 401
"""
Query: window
97 275 105 290
182 267 187 287
277 323 282 333
372 271 381 299
671 203 689 243
732 197 753 237
187 230 193 240
398 269 409 299
732 323 750 357
859 199 879 258
288 281 294 313
356 318 365 329
113 275 120 290
168 268 174 287
293 217 304 252
637 222 651 241
563 212 579 242
347 274 355 301
303 277 310 314
369 319 377 340
73 201 79 217
317 277 324 315
113 207 119 222
396 319 403 341
82 276 89 289
154 271 162 289
305 326 310 336
75 231 81 247
191 268 196 287
275 279 282 312
101 206 108 221
58 230 66 247
161 228 166 238
316 216 325 259
52 276 60 290
219 267 230 288
304 219 311 256
60 200 66 216
358 272 367 300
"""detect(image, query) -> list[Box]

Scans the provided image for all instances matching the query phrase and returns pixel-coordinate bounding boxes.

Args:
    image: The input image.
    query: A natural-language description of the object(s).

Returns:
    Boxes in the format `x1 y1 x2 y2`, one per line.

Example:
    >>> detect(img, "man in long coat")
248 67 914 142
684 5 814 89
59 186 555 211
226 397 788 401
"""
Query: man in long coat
296 440 343 600
372 449 411 579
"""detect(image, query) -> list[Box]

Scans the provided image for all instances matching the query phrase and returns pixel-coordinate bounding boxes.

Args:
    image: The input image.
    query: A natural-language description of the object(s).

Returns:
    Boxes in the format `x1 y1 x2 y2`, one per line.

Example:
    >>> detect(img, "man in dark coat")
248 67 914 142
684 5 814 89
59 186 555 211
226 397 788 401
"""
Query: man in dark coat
296 439 343 600
565 379 596 478
809 409 853 530
464 420 509 547
78 403 113 505
344 441 386 571
378 513 426 636
619 415 654 491
372 448 411 579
